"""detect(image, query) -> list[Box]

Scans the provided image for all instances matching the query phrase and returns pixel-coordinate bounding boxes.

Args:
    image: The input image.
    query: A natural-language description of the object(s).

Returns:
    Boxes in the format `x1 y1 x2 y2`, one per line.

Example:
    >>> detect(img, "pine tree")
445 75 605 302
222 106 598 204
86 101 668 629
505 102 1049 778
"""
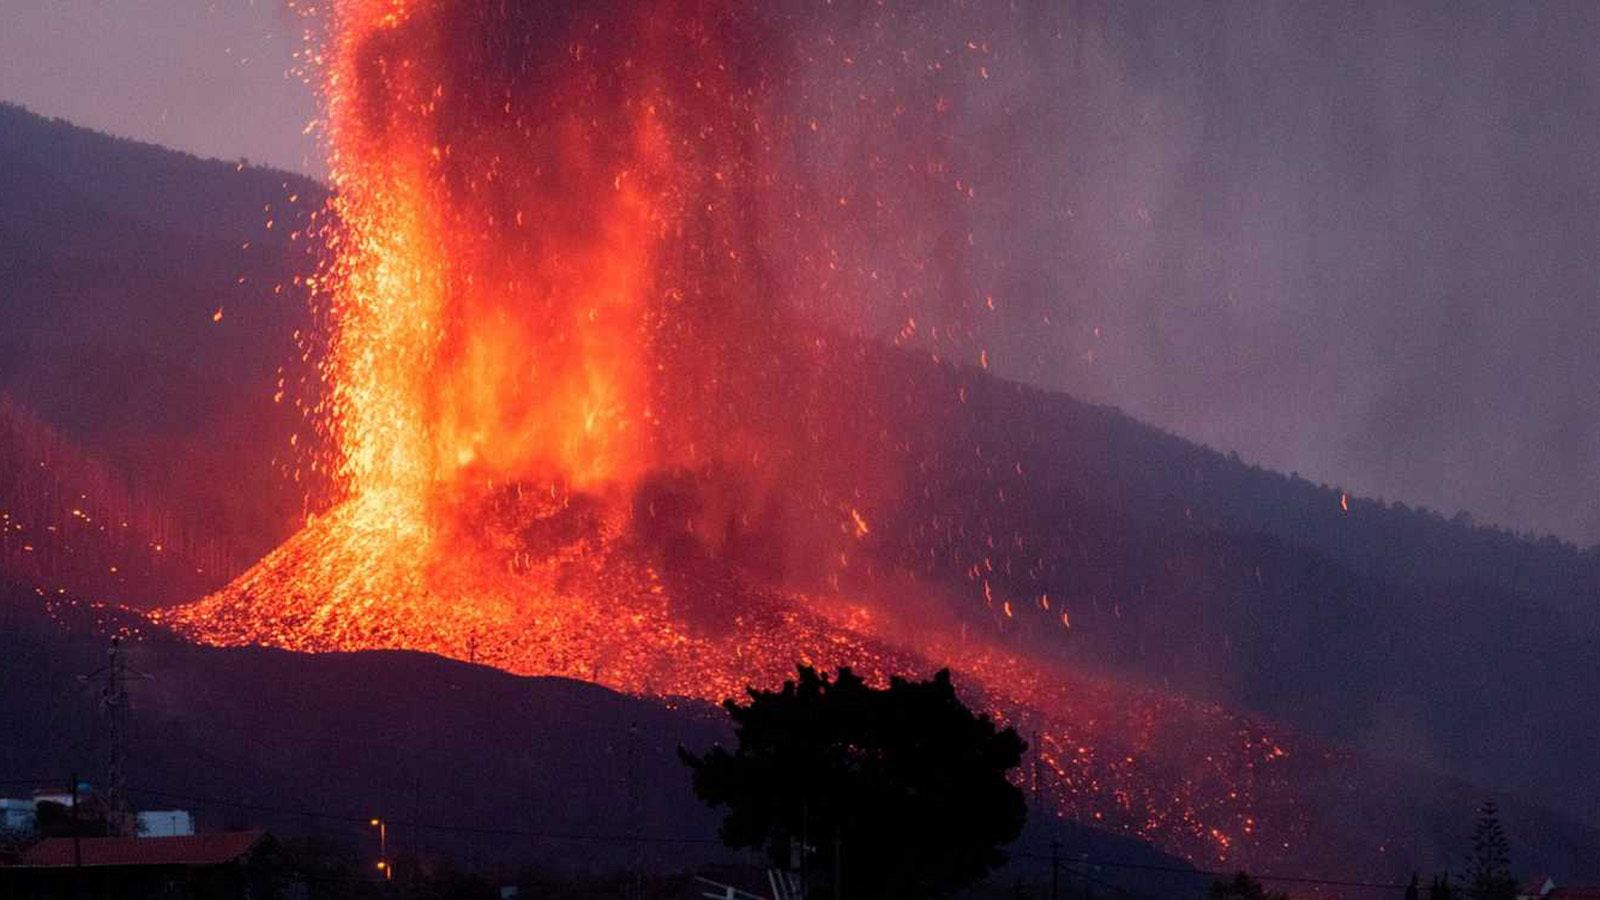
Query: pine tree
1208 872 1288 900
1406 872 1421 900
1467 800 1516 900
1428 875 1454 900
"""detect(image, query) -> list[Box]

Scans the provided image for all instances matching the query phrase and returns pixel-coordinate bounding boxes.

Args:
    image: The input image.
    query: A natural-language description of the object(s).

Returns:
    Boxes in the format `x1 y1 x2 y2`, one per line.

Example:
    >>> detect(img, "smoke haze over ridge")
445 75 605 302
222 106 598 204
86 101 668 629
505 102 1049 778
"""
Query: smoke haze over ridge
5 0 1599 544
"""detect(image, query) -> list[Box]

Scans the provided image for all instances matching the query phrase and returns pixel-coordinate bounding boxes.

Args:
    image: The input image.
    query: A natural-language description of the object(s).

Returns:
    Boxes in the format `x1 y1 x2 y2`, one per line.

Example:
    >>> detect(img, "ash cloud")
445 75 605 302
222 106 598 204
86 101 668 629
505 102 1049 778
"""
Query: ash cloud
896 1 1600 545
12 0 1599 544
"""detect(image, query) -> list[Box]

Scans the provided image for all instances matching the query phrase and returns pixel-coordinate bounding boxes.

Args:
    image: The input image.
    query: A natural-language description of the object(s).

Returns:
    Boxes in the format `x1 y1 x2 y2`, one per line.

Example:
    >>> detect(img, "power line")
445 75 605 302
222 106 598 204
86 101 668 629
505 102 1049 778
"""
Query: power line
2 776 1479 898
124 783 1427 891
1014 849 1412 892
125 786 721 847
1057 860 1149 900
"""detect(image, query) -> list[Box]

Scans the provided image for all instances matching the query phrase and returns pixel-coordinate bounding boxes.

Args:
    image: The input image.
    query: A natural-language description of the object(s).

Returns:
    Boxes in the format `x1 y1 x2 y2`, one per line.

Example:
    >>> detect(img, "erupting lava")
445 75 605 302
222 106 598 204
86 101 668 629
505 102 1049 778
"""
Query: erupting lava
168 0 1321 869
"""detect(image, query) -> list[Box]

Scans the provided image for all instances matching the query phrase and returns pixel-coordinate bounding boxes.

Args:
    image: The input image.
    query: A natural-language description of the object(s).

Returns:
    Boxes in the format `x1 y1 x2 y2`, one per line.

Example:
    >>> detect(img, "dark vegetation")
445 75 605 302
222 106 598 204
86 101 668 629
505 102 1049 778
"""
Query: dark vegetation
682 666 1027 898
1466 801 1518 900
33 799 111 839
1207 872 1287 900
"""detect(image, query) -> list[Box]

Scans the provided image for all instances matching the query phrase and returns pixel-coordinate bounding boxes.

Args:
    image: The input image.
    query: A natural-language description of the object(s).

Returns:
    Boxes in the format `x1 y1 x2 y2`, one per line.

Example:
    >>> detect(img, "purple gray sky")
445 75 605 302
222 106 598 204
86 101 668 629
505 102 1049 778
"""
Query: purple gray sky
3 1 1598 545
0 1 318 175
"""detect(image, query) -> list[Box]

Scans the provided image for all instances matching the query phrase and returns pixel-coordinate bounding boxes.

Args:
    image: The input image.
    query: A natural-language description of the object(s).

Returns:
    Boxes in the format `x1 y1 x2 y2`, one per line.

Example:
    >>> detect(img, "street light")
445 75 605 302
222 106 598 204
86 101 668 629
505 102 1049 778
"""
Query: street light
370 817 391 881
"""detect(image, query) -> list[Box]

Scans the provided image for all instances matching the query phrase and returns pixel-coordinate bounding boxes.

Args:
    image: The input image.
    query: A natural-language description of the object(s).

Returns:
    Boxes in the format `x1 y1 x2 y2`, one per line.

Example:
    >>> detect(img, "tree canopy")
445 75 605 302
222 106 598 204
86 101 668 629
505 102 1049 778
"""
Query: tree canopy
1208 871 1288 900
681 666 1027 899
1467 800 1516 900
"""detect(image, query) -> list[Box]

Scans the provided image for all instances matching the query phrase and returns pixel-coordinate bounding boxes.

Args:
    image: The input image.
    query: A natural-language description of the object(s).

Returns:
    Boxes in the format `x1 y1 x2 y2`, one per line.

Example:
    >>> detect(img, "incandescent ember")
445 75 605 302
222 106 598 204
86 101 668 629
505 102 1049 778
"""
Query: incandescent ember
164 0 1319 871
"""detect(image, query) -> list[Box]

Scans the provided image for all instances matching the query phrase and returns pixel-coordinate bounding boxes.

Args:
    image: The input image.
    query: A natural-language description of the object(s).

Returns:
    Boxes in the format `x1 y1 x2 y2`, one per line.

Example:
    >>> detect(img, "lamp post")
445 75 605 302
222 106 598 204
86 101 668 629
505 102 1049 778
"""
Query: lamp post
370 817 391 881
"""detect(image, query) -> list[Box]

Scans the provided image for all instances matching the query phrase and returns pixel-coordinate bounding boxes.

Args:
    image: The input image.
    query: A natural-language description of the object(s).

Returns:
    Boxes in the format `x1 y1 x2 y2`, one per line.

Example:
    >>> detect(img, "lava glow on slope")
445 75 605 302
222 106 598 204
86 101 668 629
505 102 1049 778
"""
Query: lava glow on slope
167 0 1319 869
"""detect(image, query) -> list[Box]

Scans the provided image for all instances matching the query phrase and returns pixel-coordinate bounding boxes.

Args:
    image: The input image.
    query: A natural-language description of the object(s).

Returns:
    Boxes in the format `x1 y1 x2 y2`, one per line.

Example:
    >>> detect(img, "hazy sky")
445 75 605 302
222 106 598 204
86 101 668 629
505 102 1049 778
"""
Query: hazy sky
965 1 1600 546
4 1 1599 545
0 1 318 175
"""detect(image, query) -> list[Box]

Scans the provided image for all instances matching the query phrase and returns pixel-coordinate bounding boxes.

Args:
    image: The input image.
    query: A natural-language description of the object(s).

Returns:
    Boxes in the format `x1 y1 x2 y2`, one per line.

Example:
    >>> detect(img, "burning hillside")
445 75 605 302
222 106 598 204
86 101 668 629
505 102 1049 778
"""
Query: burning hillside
166 0 1329 871
170 475 1315 866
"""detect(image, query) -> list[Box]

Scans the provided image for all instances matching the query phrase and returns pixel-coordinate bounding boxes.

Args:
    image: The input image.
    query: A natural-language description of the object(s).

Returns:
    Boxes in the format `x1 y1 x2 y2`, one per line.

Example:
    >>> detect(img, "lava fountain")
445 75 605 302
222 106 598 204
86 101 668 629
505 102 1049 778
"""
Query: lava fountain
169 0 1324 869
320 0 789 529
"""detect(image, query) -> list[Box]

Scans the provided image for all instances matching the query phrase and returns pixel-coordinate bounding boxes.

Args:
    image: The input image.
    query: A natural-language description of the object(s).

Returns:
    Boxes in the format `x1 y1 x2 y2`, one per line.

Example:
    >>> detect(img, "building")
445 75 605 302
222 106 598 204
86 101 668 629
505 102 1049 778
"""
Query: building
0 799 35 833
27 788 77 810
1519 878 1600 899
1524 877 1559 899
0 786 194 840
136 810 195 838
0 830 282 900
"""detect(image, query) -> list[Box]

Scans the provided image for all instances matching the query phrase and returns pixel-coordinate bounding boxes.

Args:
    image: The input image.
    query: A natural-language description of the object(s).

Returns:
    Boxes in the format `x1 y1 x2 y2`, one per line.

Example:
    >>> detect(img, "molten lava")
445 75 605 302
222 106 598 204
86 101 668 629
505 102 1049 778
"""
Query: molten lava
168 0 1321 870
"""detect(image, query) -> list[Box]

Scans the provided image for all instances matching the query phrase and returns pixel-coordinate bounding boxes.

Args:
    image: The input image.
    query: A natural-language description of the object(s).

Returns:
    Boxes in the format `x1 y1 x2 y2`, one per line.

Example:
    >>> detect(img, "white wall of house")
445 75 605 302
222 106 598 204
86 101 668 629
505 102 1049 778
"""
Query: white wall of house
136 810 195 837
0 798 36 832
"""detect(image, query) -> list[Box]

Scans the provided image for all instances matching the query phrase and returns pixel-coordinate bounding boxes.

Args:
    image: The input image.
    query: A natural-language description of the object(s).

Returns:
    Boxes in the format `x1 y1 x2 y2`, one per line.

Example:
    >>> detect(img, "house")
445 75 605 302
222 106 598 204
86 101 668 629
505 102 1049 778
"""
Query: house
0 785 194 840
0 829 285 899
136 810 195 838
0 799 35 833
1524 876 1559 899
1519 878 1600 899
27 789 77 811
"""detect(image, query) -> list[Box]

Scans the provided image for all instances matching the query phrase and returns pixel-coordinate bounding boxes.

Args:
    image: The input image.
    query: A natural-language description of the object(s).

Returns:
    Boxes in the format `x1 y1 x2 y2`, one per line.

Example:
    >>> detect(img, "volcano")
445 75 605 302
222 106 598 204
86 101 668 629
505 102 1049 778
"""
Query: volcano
5 0 1600 891
146 0 1312 869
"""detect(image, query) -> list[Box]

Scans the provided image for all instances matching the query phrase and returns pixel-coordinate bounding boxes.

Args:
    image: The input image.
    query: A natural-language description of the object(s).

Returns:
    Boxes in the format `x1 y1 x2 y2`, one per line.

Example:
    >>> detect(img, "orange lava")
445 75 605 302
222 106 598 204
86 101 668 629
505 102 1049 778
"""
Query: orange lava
168 482 1312 865
166 0 1317 870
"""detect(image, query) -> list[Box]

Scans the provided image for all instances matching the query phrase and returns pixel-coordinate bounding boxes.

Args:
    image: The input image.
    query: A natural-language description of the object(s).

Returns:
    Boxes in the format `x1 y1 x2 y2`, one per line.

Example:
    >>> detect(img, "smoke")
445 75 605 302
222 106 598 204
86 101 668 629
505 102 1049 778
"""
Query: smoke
848 0 1600 544
541 0 1600 544
11 0 1599 543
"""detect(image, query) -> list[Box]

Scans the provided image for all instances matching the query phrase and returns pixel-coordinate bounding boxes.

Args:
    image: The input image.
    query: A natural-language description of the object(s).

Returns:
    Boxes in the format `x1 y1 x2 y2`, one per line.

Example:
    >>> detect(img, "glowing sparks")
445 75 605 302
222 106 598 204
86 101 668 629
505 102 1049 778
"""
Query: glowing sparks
166 0 1315 872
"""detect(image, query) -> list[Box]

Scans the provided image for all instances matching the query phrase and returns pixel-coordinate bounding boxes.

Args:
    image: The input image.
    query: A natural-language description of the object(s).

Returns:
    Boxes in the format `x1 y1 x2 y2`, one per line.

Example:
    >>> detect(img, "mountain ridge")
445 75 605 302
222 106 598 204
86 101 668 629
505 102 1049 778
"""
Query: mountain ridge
1 103 1597 880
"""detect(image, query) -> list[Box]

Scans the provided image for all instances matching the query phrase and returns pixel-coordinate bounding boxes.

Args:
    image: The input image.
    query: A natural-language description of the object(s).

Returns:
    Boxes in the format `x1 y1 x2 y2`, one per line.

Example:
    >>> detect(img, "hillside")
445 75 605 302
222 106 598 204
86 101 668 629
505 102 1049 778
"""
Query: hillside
865 356 1600 825
0 102 325 587
1 104 1598 879
0 587 1208 896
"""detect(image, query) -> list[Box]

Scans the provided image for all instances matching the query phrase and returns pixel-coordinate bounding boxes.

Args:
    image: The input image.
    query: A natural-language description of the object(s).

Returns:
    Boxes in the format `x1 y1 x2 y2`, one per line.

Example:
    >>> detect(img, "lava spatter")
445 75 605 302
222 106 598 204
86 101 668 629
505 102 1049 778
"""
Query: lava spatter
166 0 1314 870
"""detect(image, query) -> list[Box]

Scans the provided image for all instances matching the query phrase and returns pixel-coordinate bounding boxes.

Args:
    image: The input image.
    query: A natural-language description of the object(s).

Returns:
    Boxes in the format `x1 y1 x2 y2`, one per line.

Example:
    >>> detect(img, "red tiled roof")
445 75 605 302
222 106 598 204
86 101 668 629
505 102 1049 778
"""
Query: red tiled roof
14 831 266 868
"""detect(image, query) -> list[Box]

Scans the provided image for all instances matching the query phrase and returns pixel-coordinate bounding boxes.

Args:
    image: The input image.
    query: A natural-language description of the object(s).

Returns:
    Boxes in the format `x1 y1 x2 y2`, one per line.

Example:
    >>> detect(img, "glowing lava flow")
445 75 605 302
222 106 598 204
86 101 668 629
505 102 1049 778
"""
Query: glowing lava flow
171 493 1313 865
167 0 1318 870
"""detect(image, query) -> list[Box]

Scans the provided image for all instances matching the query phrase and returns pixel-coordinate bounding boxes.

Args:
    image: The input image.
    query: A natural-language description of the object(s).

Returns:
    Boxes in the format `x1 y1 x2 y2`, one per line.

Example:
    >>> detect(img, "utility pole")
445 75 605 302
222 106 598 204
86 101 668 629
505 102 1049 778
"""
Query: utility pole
69 772 83 900
1050 839 1061 900
1031 730 1041 803
70 773 82 868
833 824 842 900
800 800 809 900
627 720 642 900
80 637 137 836
102 637 130 835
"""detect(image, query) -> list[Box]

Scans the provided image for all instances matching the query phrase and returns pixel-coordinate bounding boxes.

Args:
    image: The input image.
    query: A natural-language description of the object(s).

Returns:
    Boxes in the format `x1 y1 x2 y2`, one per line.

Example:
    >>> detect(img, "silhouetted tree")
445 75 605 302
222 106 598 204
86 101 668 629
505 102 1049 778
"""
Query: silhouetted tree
1208 871 1288 900
33 799 110 838
272 835 370 900
1467 800 1516 900
1407 872 1421 900
681 666 1027 899
1428 874 1454 900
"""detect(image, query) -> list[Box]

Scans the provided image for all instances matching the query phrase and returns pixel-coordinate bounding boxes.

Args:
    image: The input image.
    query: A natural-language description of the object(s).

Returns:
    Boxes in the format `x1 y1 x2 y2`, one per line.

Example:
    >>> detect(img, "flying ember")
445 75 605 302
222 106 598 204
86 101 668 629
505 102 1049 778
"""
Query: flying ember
166 0 1315 869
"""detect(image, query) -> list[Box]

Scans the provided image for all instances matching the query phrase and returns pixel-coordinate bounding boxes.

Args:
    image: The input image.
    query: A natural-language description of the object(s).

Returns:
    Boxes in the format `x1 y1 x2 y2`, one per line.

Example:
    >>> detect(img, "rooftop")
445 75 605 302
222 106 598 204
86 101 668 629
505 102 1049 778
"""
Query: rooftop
10 830 266 869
